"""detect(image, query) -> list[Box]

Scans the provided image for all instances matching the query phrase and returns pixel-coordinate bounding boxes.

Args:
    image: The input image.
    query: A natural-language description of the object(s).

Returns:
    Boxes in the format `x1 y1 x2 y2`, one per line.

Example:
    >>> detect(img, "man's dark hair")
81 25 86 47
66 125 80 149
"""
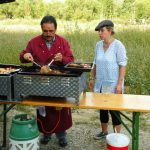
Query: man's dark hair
40 15 57 29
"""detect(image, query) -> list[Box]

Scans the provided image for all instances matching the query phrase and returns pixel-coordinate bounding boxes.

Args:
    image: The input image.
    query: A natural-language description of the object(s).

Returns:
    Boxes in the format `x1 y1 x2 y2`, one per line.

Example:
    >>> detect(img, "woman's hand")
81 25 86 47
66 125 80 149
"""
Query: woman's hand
115 85 122 94
89 79 95 91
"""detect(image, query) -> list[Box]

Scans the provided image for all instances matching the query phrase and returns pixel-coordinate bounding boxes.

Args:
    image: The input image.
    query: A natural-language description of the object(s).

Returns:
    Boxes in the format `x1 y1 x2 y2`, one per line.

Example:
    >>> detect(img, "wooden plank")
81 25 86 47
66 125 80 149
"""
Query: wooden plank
18 92 150 112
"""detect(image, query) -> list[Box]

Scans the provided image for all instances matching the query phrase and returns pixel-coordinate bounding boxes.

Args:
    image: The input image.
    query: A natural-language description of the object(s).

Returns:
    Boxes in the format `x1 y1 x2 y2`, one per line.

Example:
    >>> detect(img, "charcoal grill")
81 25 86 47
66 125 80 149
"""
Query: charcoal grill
14 66 86 103
0 64 20 101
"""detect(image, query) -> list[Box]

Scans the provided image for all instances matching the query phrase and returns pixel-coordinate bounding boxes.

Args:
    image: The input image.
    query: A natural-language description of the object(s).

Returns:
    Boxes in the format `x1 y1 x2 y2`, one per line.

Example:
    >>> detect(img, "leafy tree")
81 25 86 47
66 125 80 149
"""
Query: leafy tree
65 0 101 21
121 0 136 21
135 0 150 22
101 0 114 19
15 0 32 18
31 0 46 18
1 0 150 23
0 1 18 18
45 1 65 19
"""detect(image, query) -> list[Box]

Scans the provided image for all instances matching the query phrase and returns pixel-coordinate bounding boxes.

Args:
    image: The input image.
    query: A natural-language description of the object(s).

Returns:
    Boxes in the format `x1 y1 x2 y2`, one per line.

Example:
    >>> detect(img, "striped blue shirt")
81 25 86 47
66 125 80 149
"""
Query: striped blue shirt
93 39 127 93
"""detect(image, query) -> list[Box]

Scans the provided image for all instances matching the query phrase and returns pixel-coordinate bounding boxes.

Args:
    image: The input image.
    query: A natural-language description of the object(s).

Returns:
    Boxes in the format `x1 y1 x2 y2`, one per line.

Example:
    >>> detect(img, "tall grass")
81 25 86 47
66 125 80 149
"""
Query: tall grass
117 30 150 95
0 22 150 95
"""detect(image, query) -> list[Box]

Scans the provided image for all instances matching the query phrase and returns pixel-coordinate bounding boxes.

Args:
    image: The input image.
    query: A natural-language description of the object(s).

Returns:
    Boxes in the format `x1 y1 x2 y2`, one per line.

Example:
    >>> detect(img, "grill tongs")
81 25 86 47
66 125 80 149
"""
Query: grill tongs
29 57 54 68
30 59 41 68
48 58 55 68
32 60 41 68
28 56 41 68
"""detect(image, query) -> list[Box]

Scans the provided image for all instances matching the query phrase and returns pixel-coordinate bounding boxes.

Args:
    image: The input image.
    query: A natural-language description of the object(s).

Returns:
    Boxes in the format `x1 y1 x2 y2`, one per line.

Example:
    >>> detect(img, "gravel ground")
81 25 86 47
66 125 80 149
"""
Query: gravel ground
0 107 150 150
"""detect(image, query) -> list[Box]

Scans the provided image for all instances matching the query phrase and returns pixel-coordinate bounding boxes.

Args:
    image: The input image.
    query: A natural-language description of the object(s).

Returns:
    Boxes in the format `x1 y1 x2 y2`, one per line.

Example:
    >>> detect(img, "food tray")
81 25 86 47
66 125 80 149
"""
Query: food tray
64 62 93 72
0 64 21 75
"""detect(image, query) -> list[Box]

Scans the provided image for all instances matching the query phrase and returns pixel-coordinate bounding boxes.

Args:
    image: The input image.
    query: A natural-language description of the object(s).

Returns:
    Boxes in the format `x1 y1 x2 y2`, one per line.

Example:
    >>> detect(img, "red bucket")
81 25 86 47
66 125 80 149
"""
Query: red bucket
106 133 129 150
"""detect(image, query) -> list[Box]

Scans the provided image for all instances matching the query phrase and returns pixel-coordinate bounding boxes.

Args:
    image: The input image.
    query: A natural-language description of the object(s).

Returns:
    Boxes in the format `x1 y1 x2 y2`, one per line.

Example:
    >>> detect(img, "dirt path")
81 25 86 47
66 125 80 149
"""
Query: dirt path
0 107 150 150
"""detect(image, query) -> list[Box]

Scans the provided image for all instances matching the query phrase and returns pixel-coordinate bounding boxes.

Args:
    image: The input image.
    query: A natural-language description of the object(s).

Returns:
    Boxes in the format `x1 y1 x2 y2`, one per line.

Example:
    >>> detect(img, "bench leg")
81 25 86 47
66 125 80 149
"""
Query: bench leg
132 112 140 150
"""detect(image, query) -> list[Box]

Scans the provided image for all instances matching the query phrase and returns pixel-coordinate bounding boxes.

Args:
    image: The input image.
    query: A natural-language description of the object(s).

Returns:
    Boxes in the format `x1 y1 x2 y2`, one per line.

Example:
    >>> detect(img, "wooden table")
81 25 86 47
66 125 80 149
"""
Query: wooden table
1 92 150 150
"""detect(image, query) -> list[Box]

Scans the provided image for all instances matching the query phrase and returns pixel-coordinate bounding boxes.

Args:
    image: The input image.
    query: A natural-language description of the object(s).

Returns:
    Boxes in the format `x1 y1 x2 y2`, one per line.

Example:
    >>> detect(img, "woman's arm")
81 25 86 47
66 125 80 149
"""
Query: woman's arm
90 64 96 79
115 66 126 94
89 64 96 90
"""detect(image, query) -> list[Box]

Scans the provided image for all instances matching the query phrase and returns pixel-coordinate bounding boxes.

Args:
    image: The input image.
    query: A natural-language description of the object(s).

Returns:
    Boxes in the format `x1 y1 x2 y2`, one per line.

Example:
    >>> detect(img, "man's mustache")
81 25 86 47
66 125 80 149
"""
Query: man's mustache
46 36 52 38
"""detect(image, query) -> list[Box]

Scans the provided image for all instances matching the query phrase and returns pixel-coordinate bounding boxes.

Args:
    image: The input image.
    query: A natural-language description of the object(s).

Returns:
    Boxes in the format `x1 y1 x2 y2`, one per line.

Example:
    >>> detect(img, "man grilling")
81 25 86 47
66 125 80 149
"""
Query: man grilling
20 15 74 147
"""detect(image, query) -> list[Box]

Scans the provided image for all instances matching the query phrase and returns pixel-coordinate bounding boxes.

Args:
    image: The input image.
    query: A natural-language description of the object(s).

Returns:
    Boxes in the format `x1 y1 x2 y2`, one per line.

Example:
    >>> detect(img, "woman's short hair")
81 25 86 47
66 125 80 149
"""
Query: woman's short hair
106 26 115 35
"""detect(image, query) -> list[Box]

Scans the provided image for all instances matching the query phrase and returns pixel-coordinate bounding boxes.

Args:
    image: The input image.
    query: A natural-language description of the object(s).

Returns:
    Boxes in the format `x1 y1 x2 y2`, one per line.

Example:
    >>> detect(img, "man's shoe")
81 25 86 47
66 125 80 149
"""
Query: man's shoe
40 135 51 145
94 132 108 140
58 137 68 147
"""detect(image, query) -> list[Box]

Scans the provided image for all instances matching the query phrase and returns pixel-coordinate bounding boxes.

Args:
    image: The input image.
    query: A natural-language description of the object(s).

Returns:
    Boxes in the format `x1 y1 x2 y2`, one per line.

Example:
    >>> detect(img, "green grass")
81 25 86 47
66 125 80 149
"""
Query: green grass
117 30 150 95
0 21 150 95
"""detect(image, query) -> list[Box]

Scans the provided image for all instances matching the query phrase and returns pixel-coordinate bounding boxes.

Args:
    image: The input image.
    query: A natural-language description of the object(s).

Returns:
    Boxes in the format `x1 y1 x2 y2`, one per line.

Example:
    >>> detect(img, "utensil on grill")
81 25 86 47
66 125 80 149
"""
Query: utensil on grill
32 60 41 68
48 59 55 67
28 56 41 68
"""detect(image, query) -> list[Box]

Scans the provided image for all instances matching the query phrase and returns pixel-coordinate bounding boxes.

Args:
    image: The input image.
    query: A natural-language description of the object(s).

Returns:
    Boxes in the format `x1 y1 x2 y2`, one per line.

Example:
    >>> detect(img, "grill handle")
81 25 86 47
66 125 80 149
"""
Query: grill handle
40 77 50 85
61 78 70 87
23 76 32 84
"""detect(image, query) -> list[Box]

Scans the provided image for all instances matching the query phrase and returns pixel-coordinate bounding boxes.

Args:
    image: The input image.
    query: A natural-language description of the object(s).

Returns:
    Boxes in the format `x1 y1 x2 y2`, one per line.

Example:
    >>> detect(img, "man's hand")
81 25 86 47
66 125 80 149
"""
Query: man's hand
54 53 63 62
23 53 33 62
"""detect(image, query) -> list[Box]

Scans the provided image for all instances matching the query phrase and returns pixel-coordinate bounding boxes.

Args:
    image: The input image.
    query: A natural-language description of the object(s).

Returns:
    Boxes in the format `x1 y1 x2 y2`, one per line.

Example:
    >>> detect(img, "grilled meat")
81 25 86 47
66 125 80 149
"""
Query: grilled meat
0 67 17 74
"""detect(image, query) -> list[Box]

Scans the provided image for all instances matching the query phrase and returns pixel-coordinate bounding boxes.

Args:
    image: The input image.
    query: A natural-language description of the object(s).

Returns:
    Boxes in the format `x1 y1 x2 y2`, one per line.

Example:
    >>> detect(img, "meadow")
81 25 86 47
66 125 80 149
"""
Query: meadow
1 19 150 150
0 19 150 95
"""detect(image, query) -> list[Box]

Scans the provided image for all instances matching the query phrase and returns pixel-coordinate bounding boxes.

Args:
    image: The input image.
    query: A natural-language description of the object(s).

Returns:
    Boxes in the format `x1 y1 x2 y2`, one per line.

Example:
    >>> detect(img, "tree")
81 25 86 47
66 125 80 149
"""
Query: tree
31 0 46 18
0 1 18 18
64 0 101 21
121 0 136 21
45 1 65 19
101 0 114 19
15 0 32 18
135 0 150 22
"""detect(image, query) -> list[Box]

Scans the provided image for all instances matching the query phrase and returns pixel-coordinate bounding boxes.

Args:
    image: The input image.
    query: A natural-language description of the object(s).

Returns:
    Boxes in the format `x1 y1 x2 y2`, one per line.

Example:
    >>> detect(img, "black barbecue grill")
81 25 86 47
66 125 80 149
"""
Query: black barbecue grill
13 66 86 103
0 62 93 103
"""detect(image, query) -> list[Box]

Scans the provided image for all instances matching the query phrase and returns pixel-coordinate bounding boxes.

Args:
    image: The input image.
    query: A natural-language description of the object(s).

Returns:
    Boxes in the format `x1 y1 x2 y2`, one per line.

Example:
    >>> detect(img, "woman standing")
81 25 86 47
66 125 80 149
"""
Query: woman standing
89 20 127 139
